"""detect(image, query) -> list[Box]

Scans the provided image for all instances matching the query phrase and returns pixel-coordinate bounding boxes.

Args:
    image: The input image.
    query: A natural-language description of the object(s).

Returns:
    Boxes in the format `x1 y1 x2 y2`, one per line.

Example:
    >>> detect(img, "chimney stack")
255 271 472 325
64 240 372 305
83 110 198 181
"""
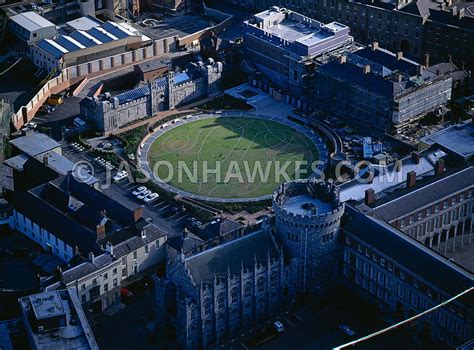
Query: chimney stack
89 251 95 264
394 159 402 172
363 65 371 74
424 53 430 68
43 154 49 166
105 241 114 256
406 171 417 188
365 188 375 205
416 64 424 76
411 151 420 164
134 206 143 222
96 223 106 241
372 41 379 51
183 227 188 239
435 159 445 175
396 51 403 60
397 73 403 82
339 55 347 64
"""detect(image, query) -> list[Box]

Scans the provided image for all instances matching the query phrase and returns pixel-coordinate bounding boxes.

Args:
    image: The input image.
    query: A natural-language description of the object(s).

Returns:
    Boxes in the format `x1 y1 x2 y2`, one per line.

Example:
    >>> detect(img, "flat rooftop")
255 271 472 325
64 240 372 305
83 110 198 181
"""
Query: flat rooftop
28 291 65 320
281 194 332 216
246 7 351 56
133 14 213 40
420 121 474 159
339 149 446 203
19 289 99 350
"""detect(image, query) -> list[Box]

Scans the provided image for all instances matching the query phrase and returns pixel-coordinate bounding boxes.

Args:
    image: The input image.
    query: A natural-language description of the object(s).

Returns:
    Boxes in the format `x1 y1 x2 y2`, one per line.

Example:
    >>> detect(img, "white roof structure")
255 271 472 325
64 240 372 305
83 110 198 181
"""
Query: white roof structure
10 11 55 32
35 21 141 59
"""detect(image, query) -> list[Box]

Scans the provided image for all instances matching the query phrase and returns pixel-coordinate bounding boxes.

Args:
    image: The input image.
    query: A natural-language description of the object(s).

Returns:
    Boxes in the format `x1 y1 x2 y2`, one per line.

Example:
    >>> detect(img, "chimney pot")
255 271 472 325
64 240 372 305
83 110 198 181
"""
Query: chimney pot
88 252 95 264
365 188 375 205
394 159 402 172
396 51 403 60
424 53 430 68
43 154 49 166
406 170 417 188
435 159 445 175
411 151 420 164
363 65 371 74
106 241 113 256
339 55 347 64
372 41 379 51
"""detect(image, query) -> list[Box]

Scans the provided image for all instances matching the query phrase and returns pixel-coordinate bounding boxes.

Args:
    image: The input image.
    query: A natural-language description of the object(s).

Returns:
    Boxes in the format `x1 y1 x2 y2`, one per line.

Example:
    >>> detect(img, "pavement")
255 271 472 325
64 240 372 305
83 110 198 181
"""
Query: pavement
219 296 414 350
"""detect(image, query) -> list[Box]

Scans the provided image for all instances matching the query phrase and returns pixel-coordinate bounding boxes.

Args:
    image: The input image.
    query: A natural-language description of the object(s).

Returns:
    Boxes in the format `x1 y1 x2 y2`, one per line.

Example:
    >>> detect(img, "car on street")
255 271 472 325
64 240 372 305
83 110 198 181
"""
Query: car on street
273 321 285 333
338 324 356 336
137 190 151 200
132 186 147 196
143 193 159 203
113 170 128 182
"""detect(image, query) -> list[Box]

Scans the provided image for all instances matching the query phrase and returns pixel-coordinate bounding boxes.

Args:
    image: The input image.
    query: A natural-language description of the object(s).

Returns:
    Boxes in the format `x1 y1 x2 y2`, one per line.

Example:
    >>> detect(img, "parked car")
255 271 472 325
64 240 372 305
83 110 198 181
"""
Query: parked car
113 170 128 182
273 321 285 333
120 288 133 299
137 190 151 200
338 324 356 336
132 186 147 196
46 94 63 106
143 193 159 203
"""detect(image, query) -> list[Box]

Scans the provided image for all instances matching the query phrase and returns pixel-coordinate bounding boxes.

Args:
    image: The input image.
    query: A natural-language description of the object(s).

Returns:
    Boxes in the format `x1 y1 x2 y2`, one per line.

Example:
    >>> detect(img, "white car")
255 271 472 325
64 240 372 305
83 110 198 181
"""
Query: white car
132 186 147 196
25 122 38 129
137 190 151 200
143 193 159 203
113 171 128 182
273 321 284 333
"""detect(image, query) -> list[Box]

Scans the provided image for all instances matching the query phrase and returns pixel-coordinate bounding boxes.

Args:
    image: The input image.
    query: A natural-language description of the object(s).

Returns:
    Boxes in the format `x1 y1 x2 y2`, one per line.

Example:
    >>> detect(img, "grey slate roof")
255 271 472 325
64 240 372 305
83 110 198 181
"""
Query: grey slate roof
185 230 279 282
10 133 60 157
344 206 474 306
61 253 115 284
370 166 474 221
167 232 204 252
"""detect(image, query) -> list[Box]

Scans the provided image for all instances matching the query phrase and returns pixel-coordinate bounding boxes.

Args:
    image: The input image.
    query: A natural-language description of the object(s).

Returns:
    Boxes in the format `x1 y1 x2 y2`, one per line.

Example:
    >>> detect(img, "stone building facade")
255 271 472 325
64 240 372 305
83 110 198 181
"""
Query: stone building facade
155 222 295 350
80 59 223 133
215 0 474 70
273 180 345 295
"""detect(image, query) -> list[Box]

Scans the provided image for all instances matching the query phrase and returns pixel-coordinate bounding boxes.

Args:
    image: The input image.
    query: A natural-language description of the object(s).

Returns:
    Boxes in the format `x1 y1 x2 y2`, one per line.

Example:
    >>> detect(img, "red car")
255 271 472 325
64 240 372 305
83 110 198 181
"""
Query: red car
120 288 133 299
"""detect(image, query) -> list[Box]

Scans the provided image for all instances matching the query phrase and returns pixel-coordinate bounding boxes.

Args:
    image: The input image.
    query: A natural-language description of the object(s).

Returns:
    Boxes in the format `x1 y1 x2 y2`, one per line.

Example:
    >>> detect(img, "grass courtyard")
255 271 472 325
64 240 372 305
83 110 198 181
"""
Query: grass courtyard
147 117 319 199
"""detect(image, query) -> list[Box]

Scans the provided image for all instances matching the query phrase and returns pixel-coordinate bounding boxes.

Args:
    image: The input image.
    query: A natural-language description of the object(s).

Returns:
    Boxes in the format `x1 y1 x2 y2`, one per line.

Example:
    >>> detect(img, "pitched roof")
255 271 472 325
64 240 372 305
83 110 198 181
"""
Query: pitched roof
10 11 55 32
10 133 60 157
185 230 279 282
370 166 474 221
344 206 474 306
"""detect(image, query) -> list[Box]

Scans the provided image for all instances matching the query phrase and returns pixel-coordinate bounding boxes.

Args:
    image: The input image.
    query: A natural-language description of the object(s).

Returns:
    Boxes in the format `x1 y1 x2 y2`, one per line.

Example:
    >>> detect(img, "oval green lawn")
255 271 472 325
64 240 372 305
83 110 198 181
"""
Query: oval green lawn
147 117 319 199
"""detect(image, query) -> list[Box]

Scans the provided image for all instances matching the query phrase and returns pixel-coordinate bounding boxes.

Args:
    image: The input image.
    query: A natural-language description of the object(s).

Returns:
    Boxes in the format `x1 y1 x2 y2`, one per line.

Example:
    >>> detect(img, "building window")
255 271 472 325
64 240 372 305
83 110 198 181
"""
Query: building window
270 272 278 287
145 245 149 254
204 298 212 315
104 284 109 293
80 284 85 291
122 268 127 278
113 278 118 287
113 268 117 275
92 278 97 285
231 288 239 304
217 294 224 309
257 277 265 293
103 273 108 280
122 257 126 266
133 251 137 260
244 282 252 298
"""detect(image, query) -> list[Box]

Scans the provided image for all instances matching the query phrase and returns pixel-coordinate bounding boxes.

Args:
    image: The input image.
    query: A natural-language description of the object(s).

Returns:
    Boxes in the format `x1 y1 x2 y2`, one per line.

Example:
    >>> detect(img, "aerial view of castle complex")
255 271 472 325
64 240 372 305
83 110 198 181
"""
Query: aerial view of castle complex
0 0 472 349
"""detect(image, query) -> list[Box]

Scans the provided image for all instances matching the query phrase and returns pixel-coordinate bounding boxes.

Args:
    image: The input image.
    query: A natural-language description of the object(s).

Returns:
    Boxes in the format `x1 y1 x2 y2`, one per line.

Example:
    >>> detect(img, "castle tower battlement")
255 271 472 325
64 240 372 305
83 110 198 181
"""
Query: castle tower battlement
272 179 345 295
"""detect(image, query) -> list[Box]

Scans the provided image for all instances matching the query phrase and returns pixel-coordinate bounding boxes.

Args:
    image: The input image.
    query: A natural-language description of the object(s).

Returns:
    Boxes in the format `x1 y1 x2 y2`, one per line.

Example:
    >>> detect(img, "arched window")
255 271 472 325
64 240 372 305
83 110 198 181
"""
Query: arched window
231 288 239 304
270 272 278 287
203 297 212 315
257 277 265 293
244 282 252 298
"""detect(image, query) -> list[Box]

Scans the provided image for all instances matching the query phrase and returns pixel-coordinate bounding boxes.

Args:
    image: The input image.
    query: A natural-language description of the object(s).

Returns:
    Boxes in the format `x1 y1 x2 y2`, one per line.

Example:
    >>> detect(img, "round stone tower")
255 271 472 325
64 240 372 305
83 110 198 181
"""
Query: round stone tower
272 179 345 296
